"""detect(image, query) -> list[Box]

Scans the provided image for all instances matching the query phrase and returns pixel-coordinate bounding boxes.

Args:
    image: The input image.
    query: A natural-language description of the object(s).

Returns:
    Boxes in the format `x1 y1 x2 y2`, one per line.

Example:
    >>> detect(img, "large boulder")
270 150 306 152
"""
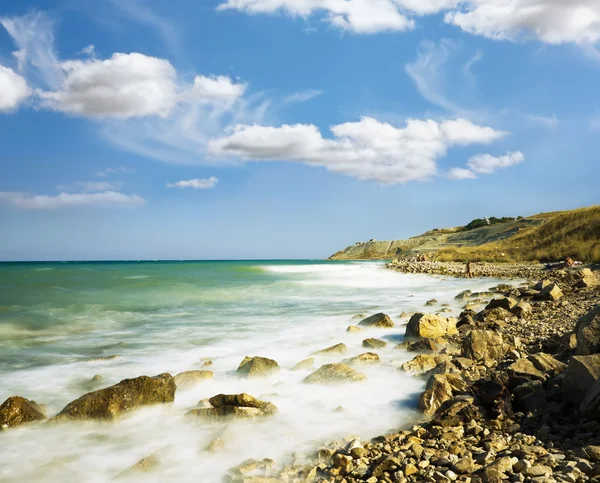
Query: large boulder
462 330 508 363
342 353 380 365
401 354 450 375
174 370 213 389
536 283 563 301
52 374 176 421
418 374 468 415
562 355 600 406
485 297 518 312
187 393 277 420
311 343 347 356
358 313 394 328
508 353 566 381
575 305 600 355
513 381 547 414
237 356 280 378
0 396 45 429
362 338 387 349
405 313 457 339
292 358 315 371
304 364 366 384
580 378 600 416
573 268 598 289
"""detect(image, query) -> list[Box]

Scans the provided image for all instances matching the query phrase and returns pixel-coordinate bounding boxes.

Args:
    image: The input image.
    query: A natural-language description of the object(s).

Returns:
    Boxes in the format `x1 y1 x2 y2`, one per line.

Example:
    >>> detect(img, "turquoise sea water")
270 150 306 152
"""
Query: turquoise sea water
0 260 506 482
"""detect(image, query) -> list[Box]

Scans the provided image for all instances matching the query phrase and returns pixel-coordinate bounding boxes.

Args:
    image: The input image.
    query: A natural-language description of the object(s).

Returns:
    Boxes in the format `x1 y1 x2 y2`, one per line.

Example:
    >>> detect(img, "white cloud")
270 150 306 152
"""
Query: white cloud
57 181 123 193
445 1 600 45
447 167 477 180
167 177 219 189
467 151 525 174
0 191 145 210
95 166 135 177
283 89 323 104
524 114 559 129
0 64 30 111
590 117 600 131
191 75 247 103
39 53 179 118
209 116 507 184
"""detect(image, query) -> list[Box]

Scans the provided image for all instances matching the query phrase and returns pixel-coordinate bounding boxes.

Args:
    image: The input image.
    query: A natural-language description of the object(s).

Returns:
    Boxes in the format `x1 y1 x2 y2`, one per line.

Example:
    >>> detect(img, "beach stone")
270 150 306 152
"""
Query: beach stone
362 338 387 349
485 297 518 312
455 290 472 301
513 381 547 414
52 373 176 421
396 338 441 352
312 343 348 356
582 446 600 462
207 438 225 453
0 396 46 429
187 393 277 420
342 352 380 365
237 356 280 378
405 313 458 339
507 353 565 381
402 354 450 375
119 454 161 476
575 305 600 355
418 374 468 415
347 326 365 333
358 313 395 328
512 300 533 318
425 299 438 306
536 283 563 301
292 358 315 371
508 358 546 380
535 280 553 291
462 330 508 362
174 370 213 389
574 268 598 288
562 355 600 405
304 364 366 384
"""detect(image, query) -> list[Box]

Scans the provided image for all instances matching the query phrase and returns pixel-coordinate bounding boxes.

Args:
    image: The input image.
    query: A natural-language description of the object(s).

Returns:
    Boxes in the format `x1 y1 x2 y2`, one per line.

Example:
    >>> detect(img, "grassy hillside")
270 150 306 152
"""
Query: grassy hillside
329 205 600 263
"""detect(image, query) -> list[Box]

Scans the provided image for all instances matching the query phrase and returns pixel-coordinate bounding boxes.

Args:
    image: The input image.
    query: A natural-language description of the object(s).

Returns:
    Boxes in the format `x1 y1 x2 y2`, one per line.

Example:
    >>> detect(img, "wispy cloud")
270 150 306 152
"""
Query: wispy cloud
56 181 124 192
524 114 559 129
167 177 218 189
283 89 323 104
0 190 145 209
95 166 135 177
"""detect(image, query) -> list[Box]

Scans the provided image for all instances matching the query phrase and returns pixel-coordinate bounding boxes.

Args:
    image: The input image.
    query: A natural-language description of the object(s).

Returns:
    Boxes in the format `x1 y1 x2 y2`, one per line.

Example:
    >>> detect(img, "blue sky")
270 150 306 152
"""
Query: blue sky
1 0 599 260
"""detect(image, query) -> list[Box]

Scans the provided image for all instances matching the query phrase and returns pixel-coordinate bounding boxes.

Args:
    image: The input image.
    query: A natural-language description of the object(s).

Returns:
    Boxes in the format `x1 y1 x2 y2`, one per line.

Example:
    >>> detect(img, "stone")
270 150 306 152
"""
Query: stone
582 446 600 462
523 466 552 478
174 370 213 389
187 393 277 420
405 313 458 339
562 355 600 406
347 326 365 333
513 381 547 414
237 357 280 378
404 463 418 476
574 268 598 288
311 343 348 356
575 305 600 355
304 364 366 384
52 374 176 421
362 338 387 349
402 354 450 375
528 353 567 375
485 297 518 312
207 438 225 453
418 374 468 415
342 353 380 365
535 280 553 291
426 299 438 306
508 358 546 380
512 301 533 318
462 330 508 362
120 454 161 476
397 338 441 352
455 290 472 301
292 358 315 371
358 313 395 328
372 456 401 477
536 283 563 301
0 396 45 429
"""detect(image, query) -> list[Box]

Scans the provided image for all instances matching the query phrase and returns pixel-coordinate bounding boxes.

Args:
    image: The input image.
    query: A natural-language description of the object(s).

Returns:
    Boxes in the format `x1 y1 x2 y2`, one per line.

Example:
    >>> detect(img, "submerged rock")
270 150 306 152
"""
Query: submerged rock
174 370 214 389
187 393 277 420
304 364 366 384
311 343 347 356
0 396 46 430
342 352 380 365
405 313 457 339
358 313 394 328
52 373 176 422
237 356 280 378
292 358 315 371
362 338 387 349
346 325 365 333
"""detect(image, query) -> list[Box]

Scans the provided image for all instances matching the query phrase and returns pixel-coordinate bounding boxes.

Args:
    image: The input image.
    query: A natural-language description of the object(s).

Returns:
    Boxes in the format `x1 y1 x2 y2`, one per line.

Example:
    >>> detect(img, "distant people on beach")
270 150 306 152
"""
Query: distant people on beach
465 261 473 278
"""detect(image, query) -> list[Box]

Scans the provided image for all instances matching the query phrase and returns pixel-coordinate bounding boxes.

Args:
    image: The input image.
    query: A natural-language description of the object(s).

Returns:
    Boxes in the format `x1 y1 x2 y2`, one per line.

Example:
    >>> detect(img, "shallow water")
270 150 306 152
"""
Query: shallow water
0 260 506 482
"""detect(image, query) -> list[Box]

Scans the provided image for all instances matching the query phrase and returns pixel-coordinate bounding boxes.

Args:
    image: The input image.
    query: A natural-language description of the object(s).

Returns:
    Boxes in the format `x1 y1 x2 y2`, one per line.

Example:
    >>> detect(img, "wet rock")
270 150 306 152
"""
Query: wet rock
418 374 468 415
362 338 387 349
207 438 225 453
402 354 450 375
187 393 277 420
396 338 441 352
347 326 365 333
426 299 438 306
358 313 395 328
0 396 45 429
52 374 176 421
574 304 600 355
311 343 348 356
462 330 509 362
237 357 280 378
292 358 315 371
342 353 380 365
119 453 161 476
405 313 458 339
174 370 213 389
304 364 366 384
455 290 472 301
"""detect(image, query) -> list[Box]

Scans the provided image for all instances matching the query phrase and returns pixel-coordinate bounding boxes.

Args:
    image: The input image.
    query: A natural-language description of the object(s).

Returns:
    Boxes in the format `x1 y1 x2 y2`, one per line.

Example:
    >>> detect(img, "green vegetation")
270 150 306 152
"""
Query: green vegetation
459 216 522 232
436 206 600 263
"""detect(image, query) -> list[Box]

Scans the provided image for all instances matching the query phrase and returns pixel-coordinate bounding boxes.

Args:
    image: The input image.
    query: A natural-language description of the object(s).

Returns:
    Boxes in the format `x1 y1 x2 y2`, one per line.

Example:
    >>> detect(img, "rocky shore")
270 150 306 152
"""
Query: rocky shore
2 264 600 483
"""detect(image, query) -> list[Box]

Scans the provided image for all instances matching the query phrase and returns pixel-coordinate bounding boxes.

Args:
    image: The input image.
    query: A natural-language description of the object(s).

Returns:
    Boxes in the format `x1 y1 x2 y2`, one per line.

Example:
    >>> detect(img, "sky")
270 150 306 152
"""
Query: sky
0 0 599 261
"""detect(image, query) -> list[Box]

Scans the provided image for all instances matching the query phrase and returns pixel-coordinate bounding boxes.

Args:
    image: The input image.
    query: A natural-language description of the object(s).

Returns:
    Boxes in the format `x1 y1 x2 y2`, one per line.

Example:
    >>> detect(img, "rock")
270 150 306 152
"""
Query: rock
207 438 225 453
536 283 563 301
312 343 348 356
174 370 213 389
582 446 600 462
575 305 600 355
52 374 176 421
237 357 280 378
120 454 161 476
403 463 418 476
523 465 553 478
342 353 380 365
201 360 213 368
405 313 458 339
513 301 533 318
292 358 315 371
513 381 547 414
481 457 513 482
347 326 365 333
485 297 518 312
418 374 467 415
362 338 387 349
580 377 600 415
528 353 567 374
304 364 366 384
478 307 514 325
402 354 450 375
372 456 401 477
462 330 508 362
358 313 395 328
535 280 553 291
574 268 598 288
187 393 277 420
0 396 45 429
426 299 438 306
455 290 472 301
396 338 441 352
562 355 600 406
508 358 546 380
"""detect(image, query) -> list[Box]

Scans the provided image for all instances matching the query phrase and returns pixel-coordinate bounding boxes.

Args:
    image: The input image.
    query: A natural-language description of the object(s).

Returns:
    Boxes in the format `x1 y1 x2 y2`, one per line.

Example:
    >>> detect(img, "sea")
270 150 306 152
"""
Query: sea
0 260 505 482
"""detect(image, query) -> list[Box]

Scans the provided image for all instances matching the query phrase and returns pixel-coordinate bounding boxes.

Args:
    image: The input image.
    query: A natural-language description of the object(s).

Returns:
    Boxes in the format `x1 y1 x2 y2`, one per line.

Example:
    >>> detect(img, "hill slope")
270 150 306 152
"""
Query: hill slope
329 206 600 263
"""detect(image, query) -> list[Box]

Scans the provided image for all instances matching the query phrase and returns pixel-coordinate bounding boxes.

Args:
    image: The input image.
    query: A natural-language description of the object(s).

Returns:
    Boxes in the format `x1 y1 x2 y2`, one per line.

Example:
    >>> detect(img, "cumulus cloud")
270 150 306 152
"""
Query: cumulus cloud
0 191 145 210
191 75 247 103
209 116 507 183
447 167 477 180
38 53 179 118
283 89 323 104
57 181 124 193
467 151 525 174
0 64 30 111
167 177 219 189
